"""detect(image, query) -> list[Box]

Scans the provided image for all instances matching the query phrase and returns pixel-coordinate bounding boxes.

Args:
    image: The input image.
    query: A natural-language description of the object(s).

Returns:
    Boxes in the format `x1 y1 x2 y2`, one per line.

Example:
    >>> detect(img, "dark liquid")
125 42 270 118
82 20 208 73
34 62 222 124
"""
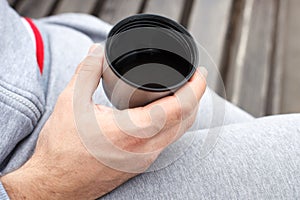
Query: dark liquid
111 48 193 90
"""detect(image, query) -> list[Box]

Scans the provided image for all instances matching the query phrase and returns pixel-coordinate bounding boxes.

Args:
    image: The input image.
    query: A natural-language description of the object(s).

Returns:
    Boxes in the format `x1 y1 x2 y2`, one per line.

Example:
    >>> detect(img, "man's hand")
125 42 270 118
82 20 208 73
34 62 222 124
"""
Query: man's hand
0 44 207 200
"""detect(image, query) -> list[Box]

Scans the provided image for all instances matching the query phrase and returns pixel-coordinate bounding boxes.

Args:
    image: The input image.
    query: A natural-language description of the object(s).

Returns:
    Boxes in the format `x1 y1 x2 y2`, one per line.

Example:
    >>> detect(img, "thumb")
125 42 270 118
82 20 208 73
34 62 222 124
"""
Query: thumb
70 44 104 102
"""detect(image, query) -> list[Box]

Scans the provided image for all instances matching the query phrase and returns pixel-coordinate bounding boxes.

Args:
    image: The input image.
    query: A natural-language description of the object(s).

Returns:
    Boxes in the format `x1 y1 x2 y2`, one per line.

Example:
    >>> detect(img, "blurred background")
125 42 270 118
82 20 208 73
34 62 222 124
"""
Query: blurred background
8 0 300 117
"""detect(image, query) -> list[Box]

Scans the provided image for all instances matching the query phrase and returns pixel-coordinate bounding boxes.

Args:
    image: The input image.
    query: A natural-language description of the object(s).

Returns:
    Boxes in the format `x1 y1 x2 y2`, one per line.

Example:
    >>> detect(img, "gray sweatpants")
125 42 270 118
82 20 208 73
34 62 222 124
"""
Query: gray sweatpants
0 1 300 199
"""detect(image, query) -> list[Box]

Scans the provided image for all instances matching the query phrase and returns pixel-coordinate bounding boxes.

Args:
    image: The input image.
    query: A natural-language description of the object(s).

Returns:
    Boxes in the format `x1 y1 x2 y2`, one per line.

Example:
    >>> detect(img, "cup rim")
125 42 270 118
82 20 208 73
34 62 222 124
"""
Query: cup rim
105 14 199 92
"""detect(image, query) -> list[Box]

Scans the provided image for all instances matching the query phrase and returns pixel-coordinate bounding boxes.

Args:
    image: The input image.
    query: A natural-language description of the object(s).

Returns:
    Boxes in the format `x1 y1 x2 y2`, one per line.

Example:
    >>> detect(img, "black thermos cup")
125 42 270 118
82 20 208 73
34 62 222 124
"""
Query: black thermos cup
103 14 199 109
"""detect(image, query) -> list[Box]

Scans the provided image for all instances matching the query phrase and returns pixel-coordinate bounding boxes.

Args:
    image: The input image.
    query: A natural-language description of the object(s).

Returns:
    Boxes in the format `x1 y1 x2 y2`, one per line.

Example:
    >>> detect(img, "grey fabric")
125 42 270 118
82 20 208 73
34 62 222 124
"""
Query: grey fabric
102 114 300 200
1 0 299 199
0 181 9 200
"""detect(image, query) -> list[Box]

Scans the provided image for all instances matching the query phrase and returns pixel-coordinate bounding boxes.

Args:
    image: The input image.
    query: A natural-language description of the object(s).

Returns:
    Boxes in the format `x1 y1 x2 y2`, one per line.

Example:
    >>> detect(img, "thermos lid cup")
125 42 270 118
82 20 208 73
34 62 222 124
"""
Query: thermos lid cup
105 14 199 92
103 14 199 109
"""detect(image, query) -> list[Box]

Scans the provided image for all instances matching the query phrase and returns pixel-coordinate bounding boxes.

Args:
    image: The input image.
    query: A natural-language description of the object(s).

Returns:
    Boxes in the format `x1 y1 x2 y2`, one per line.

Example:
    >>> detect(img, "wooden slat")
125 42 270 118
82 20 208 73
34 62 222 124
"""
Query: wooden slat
225 0 253 109
143 0 185 22
7 0 17 6
225 0 277 117
188 0 233 91
280 0 300 113
15 0 58 18
53 0 97 14
8 0 22 9
266 0 287 115
98 0 143 25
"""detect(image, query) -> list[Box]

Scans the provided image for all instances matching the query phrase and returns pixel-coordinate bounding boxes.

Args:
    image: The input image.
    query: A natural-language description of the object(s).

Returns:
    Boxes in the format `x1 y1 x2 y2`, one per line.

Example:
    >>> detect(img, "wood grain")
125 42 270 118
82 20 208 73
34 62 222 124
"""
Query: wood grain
98 0 143 25
280 0 300 113
225 0 277 117
15 0 57 18
266 0 287 115
53 0 97 14
143 0 185 22
188 0 233 91
7 0 17 6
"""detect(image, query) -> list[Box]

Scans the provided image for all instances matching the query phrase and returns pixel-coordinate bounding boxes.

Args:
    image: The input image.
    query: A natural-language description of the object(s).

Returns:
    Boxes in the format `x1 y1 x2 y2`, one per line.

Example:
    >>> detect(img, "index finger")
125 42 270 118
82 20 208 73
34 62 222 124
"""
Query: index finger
144 66 207 123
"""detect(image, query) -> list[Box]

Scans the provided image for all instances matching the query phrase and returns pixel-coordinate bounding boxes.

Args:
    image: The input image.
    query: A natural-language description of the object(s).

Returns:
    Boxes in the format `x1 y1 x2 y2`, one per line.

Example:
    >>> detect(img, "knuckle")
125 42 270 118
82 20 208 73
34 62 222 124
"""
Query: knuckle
80 55 102 69
182 102 195 118
86 55 102 64
172 106 183 121
151 121 164 134
126 136 142 147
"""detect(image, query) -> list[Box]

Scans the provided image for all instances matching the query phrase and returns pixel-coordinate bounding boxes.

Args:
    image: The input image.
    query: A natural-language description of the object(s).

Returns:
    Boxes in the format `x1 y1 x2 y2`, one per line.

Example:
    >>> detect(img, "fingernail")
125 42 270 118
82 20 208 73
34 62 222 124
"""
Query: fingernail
198 66 208 78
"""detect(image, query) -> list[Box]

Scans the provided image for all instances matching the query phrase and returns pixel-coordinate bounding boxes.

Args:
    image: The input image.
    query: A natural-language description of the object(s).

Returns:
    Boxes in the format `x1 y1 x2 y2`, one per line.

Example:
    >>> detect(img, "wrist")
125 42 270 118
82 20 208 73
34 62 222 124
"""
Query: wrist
0 162 46 199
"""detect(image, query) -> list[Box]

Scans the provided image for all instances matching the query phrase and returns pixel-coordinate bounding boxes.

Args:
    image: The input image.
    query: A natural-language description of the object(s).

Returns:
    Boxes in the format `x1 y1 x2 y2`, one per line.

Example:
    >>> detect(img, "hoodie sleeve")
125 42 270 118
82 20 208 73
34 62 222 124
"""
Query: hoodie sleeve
0 180 10 200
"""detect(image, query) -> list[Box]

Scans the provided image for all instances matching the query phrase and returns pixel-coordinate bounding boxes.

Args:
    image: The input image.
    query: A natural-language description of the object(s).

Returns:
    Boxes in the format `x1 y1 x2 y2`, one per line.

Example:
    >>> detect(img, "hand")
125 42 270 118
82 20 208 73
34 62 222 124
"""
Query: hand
0 44 207 200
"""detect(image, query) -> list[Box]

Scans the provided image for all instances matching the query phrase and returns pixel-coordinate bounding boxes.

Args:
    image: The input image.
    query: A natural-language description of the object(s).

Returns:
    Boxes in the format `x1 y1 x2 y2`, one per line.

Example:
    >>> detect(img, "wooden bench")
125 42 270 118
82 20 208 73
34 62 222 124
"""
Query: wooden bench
8 0 290 117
